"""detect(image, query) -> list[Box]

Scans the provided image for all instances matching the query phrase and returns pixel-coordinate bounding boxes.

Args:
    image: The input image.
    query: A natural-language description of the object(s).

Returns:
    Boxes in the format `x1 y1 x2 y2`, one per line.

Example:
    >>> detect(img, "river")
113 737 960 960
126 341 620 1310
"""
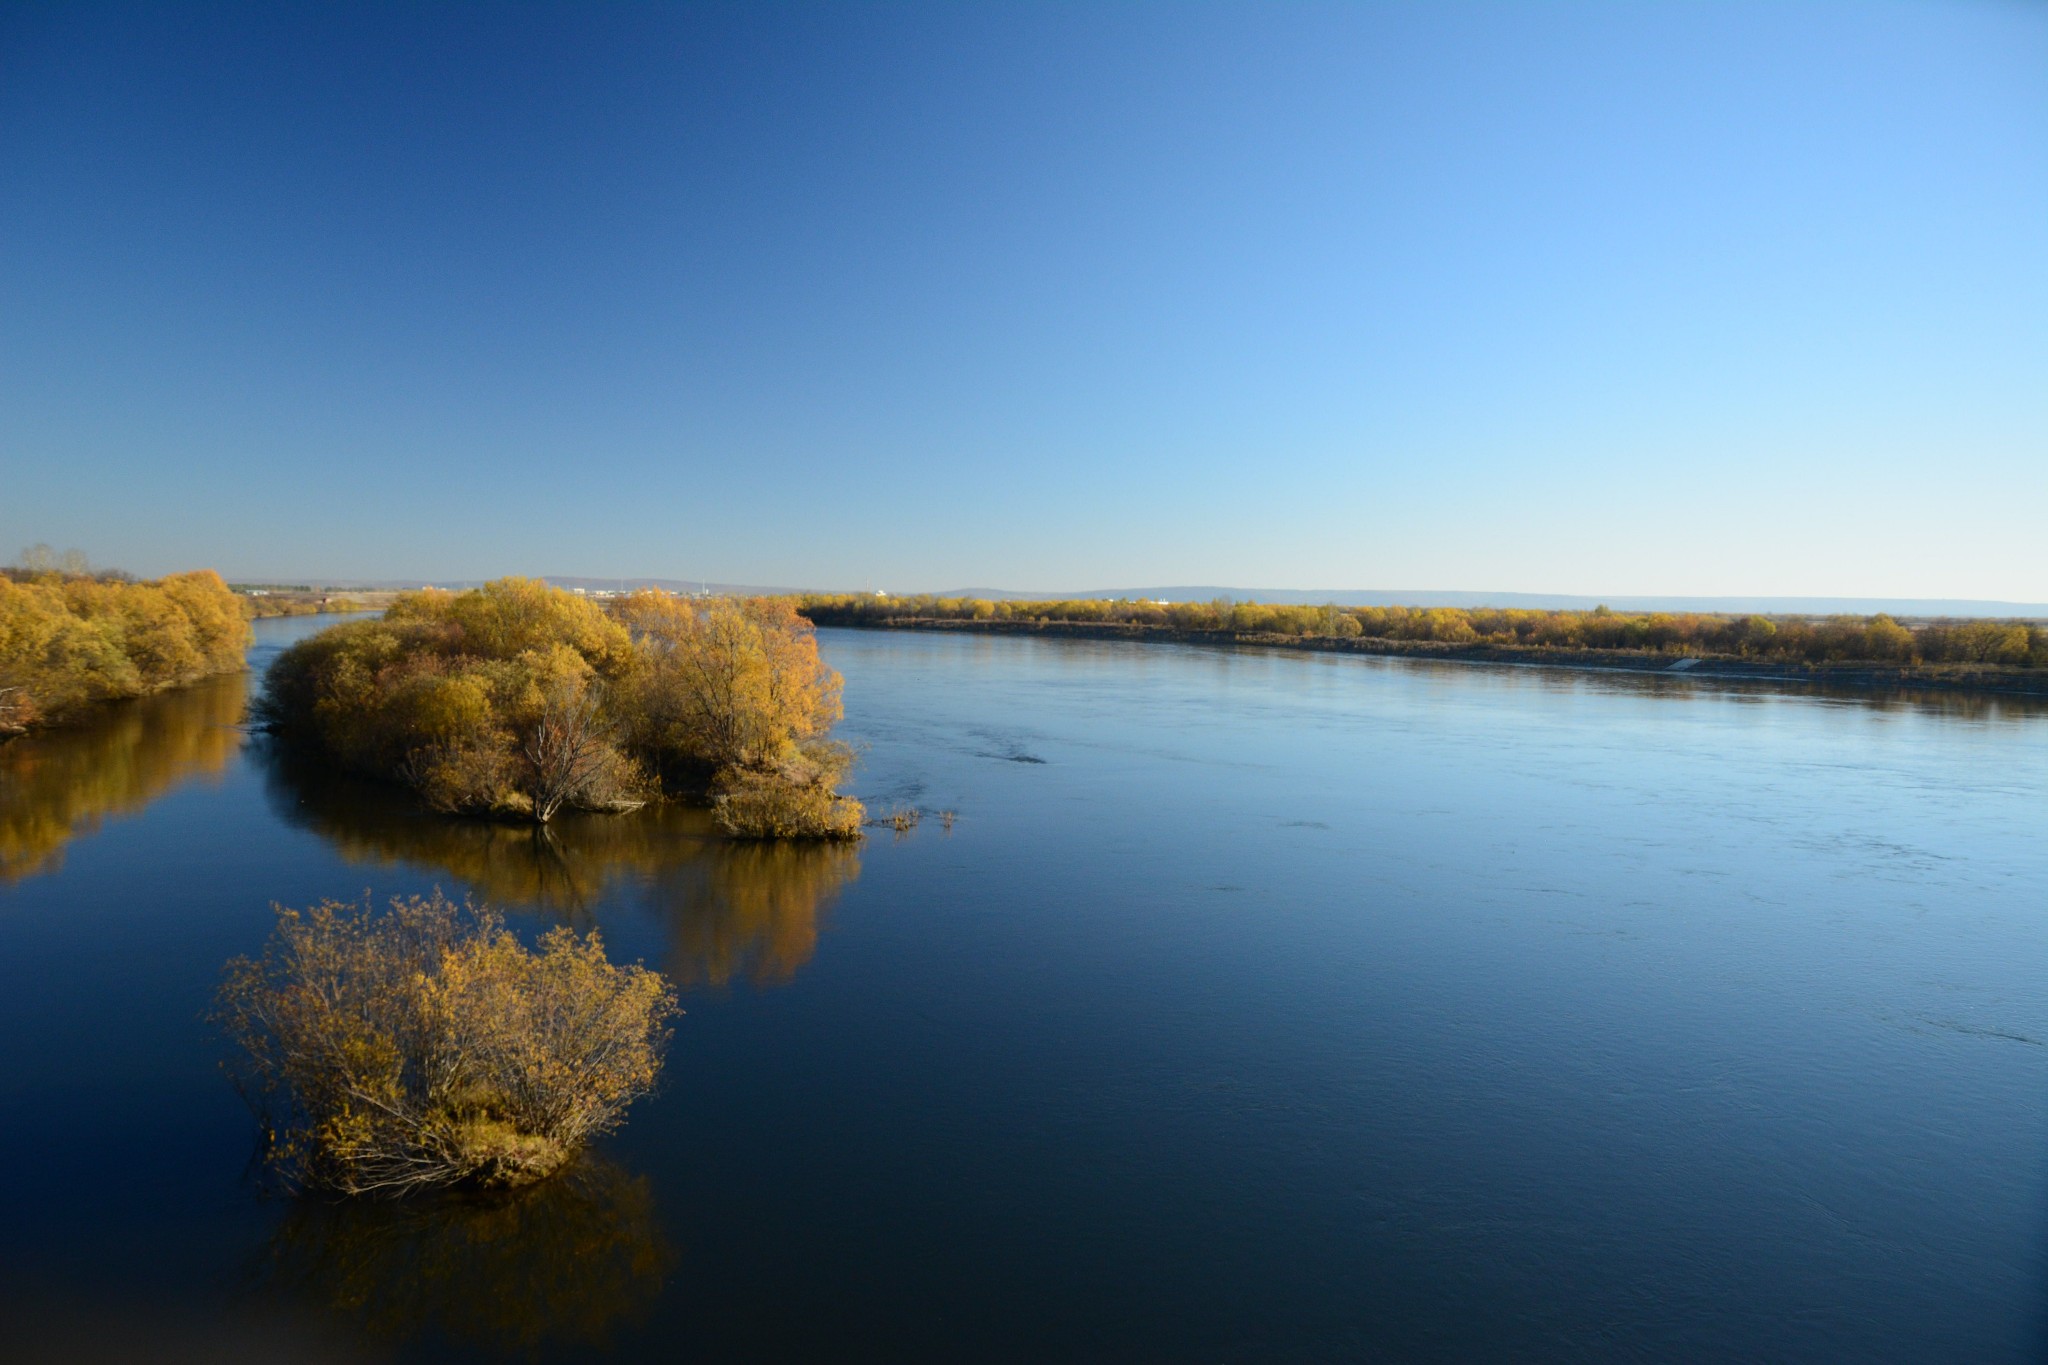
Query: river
3 613 2045 1362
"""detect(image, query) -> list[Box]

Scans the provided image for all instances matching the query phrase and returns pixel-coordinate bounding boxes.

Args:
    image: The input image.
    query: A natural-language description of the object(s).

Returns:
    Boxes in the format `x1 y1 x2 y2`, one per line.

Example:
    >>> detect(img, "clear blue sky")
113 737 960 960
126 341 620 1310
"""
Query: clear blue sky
3 1 2043 597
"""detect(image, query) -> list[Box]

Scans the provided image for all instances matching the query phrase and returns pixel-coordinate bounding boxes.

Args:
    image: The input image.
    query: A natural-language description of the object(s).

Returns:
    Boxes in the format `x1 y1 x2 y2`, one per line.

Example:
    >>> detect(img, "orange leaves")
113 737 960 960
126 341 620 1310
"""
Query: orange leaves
386 577 632 674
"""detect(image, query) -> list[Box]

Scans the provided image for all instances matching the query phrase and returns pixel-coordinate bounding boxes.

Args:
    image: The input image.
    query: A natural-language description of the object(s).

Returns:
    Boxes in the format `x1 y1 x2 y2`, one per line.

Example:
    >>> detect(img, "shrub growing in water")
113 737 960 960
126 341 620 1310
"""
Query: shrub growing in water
256 579 863 834
214 892 677 1196
711 741 864 839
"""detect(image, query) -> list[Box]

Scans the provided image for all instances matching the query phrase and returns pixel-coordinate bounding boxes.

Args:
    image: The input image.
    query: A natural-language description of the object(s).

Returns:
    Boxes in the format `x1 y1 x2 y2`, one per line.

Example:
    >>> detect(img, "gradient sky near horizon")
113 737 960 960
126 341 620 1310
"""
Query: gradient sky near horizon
3 1 2044 597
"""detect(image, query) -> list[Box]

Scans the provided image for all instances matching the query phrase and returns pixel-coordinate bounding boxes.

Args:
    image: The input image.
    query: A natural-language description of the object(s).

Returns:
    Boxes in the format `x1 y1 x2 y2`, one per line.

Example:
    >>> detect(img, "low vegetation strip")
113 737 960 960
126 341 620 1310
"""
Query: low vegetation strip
238 591 379 618
0 565 252 736
257 578 863 836
797 594 2048 687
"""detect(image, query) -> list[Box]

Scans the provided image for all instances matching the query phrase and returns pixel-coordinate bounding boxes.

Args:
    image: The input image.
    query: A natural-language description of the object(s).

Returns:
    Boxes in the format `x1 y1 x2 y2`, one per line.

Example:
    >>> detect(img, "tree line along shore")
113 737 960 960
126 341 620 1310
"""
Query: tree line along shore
1 564 252 736
794 594 2048 690
13 565 2043 748
0 563 390 737
237 589 383 618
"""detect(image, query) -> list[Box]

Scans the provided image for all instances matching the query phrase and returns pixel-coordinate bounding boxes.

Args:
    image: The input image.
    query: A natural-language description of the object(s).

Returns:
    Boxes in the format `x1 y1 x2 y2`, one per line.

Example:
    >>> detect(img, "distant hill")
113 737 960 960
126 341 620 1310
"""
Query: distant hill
290 577 2047 620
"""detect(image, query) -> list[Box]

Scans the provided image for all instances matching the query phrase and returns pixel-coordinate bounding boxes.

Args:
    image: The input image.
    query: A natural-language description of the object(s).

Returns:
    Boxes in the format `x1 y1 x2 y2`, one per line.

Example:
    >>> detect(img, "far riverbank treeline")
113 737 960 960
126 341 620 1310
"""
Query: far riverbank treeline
797 594 2048 673
258 579 863 836
0 565 251 737
239 591 378 619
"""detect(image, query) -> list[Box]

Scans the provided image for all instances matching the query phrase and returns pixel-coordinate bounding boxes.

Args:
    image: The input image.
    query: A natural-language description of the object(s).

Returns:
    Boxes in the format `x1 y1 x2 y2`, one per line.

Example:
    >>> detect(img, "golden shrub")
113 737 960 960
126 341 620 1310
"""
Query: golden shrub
613 592 843 775
711 742 864 840
214 892 677 1196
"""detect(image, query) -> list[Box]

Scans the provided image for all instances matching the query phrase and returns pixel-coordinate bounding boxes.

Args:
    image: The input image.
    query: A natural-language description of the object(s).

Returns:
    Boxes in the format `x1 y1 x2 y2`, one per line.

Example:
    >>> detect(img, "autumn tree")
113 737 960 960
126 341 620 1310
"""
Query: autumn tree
612 592 841 772
518 679 642 823
611 592 859 837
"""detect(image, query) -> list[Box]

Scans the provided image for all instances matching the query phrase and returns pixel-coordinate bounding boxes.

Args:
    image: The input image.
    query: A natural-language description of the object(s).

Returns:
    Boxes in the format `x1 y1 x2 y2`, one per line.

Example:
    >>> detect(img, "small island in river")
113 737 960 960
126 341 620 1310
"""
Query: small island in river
258 577 864 837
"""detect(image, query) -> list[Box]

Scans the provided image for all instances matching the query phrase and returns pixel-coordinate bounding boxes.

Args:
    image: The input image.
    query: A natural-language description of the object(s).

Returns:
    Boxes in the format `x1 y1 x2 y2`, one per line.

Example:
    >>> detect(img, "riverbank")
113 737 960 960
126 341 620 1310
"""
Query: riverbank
803 615 2048 698
239 590 399 618
1 568 252 737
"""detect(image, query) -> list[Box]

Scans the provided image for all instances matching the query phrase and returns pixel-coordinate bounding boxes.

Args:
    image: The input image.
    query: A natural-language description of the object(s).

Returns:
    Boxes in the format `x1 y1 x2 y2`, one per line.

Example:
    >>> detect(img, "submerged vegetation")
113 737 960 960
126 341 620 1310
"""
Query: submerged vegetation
0 556 251 737
215 892 677 1195
256 578 862 836
876 805 921 833
798 594 2048 671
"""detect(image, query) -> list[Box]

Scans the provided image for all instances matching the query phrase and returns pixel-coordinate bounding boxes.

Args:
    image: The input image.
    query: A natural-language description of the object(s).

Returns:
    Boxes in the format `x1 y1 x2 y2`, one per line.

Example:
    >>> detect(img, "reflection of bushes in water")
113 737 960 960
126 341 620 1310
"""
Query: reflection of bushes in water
0 672 244 882
259 736 723 911
256 1158 672 1356
658 839 860 989
260 742 860 988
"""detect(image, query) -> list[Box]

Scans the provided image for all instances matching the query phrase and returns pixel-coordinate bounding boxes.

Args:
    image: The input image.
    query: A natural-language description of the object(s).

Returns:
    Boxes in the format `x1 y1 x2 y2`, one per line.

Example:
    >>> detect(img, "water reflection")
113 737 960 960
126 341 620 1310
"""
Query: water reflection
651 838 861 988
257 740 860 989
253 1159 672 1357
0 672 246 882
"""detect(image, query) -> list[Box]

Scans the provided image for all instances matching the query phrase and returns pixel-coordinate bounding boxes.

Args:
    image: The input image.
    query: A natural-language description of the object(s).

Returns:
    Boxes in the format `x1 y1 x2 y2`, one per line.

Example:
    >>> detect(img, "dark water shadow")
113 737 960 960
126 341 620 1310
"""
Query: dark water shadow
0 671 248 884
255 740 861 990
1289 648 2048 722
248 1158 673 1360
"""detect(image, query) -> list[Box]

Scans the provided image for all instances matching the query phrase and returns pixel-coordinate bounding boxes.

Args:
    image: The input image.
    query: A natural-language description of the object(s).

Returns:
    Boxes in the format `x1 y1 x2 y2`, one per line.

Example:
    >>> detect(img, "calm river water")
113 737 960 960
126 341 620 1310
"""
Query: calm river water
3 615 2047 1362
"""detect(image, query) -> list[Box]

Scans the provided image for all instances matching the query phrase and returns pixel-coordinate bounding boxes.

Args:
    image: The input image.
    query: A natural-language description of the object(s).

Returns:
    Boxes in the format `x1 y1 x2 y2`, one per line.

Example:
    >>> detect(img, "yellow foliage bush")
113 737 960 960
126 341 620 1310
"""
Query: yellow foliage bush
214 892 677 1195
711 742 865 840
258 579 858 833
0 567 250 730
612 592 844 775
